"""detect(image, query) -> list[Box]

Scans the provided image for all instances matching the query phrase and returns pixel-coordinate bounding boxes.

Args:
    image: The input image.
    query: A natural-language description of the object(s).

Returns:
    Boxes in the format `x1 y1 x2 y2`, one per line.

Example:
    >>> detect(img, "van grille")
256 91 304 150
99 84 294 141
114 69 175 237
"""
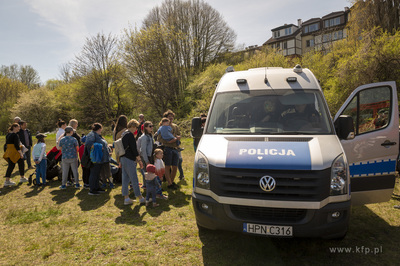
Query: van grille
209 165 330 201
230 205 307 223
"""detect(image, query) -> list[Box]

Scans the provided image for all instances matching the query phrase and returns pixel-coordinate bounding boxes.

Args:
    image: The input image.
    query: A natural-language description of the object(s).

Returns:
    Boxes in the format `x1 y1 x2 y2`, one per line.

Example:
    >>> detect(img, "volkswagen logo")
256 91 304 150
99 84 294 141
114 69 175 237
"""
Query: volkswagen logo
259 176 276 192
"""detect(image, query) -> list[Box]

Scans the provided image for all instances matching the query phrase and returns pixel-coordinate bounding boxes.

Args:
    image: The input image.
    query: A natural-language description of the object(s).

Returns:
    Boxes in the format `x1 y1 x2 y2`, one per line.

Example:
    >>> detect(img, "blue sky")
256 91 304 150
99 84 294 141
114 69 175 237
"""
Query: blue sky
0 0 351 83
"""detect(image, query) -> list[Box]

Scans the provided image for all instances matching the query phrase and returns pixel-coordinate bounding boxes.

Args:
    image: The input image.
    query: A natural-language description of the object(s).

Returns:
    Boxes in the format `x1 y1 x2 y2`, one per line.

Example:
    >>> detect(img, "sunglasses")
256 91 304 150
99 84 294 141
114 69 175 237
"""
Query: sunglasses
148 125 153 128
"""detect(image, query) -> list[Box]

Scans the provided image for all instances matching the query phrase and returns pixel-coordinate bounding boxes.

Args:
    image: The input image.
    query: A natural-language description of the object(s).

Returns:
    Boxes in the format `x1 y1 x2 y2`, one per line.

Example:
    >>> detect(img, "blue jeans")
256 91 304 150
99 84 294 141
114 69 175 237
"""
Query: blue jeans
120 156 141 197
156 176 162 195
35 159 47 184
178 151 184 177
146 179 157 203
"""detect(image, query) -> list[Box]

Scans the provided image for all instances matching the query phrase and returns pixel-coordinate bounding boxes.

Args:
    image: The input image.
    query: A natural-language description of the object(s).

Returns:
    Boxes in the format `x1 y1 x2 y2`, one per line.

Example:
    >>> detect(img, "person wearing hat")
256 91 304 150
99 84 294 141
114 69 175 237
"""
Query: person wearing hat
58 126 80 189
32 133 47 186
145 164 160 207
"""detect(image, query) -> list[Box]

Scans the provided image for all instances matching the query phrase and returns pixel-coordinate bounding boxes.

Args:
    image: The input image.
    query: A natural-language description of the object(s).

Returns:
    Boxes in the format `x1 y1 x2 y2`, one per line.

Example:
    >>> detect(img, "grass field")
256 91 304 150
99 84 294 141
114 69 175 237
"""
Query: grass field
0 135 400 265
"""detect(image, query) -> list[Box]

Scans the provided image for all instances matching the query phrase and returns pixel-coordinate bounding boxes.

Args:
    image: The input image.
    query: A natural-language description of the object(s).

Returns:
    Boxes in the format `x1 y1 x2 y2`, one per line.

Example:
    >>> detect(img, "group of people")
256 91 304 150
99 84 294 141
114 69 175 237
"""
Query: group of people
2 110 187 208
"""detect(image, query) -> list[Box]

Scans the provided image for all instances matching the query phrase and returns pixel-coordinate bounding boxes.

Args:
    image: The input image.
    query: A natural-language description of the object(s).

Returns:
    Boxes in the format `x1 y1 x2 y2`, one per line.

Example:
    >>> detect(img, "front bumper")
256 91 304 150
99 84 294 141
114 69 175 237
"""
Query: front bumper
192 192 350 239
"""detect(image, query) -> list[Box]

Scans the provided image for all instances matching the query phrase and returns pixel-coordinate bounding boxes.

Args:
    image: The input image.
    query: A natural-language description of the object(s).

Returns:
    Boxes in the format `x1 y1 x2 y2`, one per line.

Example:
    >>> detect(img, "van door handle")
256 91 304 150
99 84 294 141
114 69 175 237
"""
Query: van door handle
381 140 397 147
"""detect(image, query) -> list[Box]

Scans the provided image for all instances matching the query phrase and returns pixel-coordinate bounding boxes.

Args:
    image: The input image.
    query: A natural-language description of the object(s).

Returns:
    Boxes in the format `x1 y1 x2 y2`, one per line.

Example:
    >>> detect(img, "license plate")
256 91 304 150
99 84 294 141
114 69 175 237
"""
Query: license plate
243 223 293 236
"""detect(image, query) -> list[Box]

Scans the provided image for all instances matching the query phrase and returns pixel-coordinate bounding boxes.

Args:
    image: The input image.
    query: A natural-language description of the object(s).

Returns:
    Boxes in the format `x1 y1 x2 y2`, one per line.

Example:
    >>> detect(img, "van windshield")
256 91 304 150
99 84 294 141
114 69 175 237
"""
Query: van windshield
206 89 333 135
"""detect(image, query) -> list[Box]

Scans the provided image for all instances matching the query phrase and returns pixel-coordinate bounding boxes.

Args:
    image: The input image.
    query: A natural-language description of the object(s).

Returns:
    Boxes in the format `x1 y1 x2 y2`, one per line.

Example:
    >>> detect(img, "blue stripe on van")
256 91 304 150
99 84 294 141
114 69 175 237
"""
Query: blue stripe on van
226 141 311 170
349 159 397 177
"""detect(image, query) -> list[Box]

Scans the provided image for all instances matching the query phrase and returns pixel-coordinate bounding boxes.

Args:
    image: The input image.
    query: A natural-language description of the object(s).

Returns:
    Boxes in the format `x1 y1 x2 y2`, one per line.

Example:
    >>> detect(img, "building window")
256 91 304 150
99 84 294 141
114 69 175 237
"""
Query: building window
306 39 315 47
304 23 319 34
332 30 344 41
285 28 292 35
324 17 341 28
274 31 280 38
283 41 288 49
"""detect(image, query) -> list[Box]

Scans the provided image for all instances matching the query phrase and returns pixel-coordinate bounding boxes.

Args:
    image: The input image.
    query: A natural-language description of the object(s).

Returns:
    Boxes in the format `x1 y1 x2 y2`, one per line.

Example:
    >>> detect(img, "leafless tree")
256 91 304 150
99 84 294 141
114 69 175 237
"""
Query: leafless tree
143 0 236 72
71 32 124 122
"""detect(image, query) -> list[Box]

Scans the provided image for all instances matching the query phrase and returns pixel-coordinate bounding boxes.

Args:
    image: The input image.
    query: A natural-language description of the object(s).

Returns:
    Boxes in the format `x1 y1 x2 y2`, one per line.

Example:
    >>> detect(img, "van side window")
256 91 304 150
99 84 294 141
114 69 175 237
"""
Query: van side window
341 86 391 135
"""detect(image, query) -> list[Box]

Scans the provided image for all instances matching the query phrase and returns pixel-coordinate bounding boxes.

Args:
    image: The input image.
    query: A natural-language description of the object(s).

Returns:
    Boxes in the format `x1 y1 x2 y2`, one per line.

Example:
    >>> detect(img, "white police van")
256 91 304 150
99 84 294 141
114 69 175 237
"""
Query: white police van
191 65 398 239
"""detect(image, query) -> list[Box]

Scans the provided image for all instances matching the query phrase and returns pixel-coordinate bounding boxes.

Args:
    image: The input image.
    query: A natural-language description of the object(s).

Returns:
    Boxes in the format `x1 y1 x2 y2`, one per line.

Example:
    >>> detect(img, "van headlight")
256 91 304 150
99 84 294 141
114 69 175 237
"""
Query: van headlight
330 154 348 195
194 151 210 189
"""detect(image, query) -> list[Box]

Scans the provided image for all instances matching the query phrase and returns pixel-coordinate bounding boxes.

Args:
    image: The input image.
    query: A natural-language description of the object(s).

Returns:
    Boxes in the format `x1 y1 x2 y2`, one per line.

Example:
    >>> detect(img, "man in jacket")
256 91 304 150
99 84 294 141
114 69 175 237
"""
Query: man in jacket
18 120 33 169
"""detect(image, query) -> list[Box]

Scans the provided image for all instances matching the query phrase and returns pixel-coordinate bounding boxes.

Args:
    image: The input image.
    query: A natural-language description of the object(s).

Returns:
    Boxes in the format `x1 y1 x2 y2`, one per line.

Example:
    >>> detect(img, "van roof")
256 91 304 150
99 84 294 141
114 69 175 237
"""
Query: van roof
217 66 321 93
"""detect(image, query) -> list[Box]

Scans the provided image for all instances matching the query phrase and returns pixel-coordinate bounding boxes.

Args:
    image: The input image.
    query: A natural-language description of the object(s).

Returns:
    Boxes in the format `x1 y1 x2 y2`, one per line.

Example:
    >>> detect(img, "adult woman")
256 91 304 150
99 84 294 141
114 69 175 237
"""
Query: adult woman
120 119 144 205
113 115 128 141
56 119 67 146
85 123 110 195
139 121 154 167
138 121 154 187
3 123 28 186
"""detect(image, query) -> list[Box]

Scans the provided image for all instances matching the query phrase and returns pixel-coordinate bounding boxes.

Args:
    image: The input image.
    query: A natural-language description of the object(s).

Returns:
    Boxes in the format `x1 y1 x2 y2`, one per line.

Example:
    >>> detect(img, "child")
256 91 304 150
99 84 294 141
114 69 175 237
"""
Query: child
145 164 159 207
157 118 181 146
154 148 168 200
32 133 47 186
58 126 80 189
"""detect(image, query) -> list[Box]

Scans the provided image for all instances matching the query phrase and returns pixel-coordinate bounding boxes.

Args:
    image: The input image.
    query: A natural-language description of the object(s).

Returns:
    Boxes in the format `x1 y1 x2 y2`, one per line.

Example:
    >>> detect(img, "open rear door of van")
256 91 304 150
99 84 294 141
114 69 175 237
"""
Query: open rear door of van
334 81 398 205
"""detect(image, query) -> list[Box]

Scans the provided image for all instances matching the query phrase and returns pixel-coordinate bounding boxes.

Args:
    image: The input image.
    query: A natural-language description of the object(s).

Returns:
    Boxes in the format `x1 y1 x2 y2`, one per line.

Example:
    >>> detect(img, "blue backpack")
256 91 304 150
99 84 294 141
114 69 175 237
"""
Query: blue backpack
90 143 103 163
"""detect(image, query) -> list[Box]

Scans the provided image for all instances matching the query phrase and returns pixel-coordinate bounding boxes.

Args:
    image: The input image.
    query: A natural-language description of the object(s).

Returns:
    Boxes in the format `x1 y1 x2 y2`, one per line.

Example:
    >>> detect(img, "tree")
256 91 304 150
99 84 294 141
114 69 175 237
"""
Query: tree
11 87 61 132
122 24 186 116
143 0 236 73
0 76 28 133
348 0 400 37
122 0 236 117
71 32 125 122
0 64 41 89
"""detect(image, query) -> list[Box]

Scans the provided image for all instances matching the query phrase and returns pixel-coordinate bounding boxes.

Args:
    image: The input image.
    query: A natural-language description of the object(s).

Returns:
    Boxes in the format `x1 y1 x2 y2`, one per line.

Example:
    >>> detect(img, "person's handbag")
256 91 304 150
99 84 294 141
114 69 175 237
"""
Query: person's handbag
21 144 28 154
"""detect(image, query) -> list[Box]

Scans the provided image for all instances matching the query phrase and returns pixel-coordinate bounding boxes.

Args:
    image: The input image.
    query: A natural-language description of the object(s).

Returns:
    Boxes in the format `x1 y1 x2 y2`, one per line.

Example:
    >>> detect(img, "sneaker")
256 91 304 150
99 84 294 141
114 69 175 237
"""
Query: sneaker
145 200 150 207
109 183 114 189
19 177 28 183
152 203 160 207
88 191 99 195
59 185 66 190
84 184 90 189
35 183 42 186
124 198 134 205
4 180 16 187
179 175 185 181
139 197 146 204
156 194 168 200
75 183 82 189
394 205 400 209
177 147 184 152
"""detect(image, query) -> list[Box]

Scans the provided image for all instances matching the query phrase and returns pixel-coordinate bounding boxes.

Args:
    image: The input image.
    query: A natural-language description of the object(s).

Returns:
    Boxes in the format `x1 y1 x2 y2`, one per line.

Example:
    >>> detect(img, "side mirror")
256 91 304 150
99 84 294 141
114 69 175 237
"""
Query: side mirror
191 117 203 138
334 115 355 140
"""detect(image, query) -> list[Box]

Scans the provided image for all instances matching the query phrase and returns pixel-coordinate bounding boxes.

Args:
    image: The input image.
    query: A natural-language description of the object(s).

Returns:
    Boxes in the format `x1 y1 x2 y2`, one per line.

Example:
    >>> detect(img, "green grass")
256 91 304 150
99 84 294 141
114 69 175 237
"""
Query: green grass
0 135 400 265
